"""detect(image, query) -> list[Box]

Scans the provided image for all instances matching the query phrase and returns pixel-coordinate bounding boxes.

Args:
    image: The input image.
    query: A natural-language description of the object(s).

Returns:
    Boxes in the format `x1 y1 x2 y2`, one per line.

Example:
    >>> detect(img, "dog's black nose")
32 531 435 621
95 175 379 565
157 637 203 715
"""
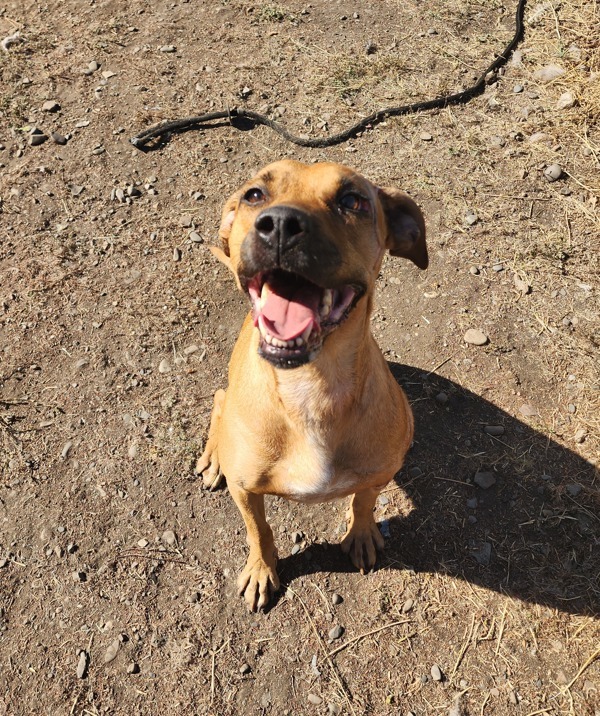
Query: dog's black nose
255 205 309 256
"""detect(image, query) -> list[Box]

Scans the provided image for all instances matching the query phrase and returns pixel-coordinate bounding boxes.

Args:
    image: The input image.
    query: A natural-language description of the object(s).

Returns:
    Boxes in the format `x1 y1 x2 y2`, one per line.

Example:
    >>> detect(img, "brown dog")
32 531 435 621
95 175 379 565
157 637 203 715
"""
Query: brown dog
196 160 427 610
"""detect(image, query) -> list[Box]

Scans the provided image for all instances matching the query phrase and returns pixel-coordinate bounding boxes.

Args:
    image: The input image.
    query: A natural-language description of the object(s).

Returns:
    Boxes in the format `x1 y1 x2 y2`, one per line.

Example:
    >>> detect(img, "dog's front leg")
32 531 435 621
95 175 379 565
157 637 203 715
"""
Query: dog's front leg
229 482 280 611
341 486 386 574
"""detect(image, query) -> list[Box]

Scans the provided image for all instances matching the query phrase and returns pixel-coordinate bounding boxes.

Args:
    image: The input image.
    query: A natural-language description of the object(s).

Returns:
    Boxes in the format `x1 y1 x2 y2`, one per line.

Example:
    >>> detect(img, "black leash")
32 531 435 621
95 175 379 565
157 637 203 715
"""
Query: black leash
131 0 526 150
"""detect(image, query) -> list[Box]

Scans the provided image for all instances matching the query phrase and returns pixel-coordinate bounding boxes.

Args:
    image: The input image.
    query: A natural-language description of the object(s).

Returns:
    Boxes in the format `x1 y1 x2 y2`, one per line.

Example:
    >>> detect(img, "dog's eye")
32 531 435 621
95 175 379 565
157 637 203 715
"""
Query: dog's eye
243 187 266 205
339 192 370 214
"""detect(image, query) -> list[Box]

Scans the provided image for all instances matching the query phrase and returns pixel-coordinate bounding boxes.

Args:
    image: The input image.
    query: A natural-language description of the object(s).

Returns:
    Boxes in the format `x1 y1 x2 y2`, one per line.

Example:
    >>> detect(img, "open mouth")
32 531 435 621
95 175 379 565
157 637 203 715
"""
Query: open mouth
247 269 361 368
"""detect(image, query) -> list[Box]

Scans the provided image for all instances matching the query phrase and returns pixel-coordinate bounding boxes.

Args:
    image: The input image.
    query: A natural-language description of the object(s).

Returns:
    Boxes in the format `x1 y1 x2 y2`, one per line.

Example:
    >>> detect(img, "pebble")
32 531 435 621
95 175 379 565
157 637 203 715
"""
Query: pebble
469 266 480 275
401 598 414 613
42 100 61 112
160 45 176 52
173 247 182 262
513 274 531 294
91 146 105 156
61 441 73 459
127 662 140 674
187 591 201 604
328 705 341 716
29 129 48 147
435 392 448 404
331 593 343 605
474 471 496 489
70 185 84 196
51 132 67 145
509 690 518 705
464 211 478 226
431 664 443 681
161 529 177 546
72 570 87 582
180 215 193 228
513 84 524 93
365 40 376 55
240 662 251 674
484 425 505 436
519 404 538 417
408 466 422 478
544 163 563 182
420 132 433 141
291 544 301 555
466 497 478 509
104 639 120 664
378 494 389 506
308 694 322 705
76 651 89 679
328 625 344 640
189 231 203 243
127 185 141 198
158 359 171 373
492 263 504 272
574 428 587 444
471 541 492 566
533 64 565 82
137 538 149 548
464 329 488 346
557 91 576 110
291 530 303 543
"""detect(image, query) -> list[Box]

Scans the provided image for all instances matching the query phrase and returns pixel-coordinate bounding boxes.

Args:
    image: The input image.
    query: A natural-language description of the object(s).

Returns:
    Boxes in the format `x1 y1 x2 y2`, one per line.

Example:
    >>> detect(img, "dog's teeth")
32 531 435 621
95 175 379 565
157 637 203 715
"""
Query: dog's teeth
260 282 269 309
295 337 303 347
264 333 273 344
301 325 312 343
323 289 333 307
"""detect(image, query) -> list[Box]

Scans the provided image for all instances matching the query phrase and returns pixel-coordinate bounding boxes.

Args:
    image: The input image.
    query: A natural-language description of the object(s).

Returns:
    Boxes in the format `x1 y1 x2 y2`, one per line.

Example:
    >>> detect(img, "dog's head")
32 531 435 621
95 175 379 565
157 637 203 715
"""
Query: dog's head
212 160 427 369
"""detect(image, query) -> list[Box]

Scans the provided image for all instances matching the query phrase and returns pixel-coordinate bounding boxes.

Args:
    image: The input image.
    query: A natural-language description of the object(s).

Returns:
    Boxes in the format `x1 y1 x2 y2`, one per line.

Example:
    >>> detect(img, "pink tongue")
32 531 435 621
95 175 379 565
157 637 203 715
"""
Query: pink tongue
262 285 320 341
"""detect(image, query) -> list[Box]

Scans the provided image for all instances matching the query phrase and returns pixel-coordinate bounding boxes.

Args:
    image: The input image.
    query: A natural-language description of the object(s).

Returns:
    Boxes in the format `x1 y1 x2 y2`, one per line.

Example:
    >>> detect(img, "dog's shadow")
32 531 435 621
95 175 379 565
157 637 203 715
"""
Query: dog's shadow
276 362 599 616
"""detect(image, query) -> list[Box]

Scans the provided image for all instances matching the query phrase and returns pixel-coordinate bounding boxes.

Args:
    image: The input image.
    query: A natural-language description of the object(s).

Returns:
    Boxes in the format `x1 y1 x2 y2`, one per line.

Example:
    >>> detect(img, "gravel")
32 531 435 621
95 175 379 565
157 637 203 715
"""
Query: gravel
431 664 443 681
103 639 120 664
331 593 343 606
544 164 563 182
533 64 565 82
42 100 61 112
161 529 177 546
328 625 344 640
76 651 89 679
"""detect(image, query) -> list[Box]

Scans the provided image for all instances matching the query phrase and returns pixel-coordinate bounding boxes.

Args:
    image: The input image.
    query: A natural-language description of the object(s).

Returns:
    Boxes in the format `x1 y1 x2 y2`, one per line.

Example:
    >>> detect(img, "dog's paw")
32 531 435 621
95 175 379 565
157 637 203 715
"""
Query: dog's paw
340 521 385 574
195 452 223 490
237 554 280 612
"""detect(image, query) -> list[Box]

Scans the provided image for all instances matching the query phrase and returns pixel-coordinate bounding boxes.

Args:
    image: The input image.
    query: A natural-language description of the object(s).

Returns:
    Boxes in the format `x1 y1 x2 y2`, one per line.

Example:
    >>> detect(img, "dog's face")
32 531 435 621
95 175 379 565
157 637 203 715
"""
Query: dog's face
213 160 427 368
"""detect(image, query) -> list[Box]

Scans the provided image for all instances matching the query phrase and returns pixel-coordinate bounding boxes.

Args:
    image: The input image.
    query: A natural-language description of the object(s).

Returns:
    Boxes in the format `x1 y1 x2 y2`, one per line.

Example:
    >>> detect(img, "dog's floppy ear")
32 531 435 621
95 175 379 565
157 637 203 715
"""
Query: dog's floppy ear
378 187 428 269
210 191 242 283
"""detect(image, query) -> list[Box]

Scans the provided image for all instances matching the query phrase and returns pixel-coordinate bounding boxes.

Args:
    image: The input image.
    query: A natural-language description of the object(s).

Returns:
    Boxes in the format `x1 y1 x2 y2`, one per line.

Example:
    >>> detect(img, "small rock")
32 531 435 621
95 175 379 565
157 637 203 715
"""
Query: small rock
104 639 120 664
513 274 531 294
464 211 478 226
471 541 492 566
137 538 149 548
431 664 443 681
513 84 524 93
189 231 203 243
91 146 105 156
42 100 61 112
378 494 389 506
557 91 576 110
492 263 504 272
401 598 414 613
187 591 201 604
158 359 171 373
173 247 182 262
365 40 376 55
469 266 480 275
127 662 140 674
544 163 563 182
328 704 341 716
464 329 488 346
160 45 176 52
331 593 343 605
519 404 538 417
76 651 89 679
292 530 303 543
72 570 87 582
308 694 322 705
29 130 48 147
328 625 344 640
474 471 496 489
126 185 141 198
240 662 251 674
420 132 433 142
179 215 193 228
484 425 505 436
51 132 68 145
466 497 478 509
61 441 73 459
70 185 84 197
408 466 422 478
566 484 582 497
573 428 587 444
161 529 177 546
509 690 518 705
435 392 448 404
533 64 565 82
101 70 116 79
291 544 301 555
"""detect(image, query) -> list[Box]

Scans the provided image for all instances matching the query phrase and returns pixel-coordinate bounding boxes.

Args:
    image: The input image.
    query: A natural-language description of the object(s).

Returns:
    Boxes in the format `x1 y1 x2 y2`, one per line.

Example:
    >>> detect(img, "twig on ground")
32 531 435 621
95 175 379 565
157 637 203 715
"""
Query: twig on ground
327 619 412 658
450 613 476 681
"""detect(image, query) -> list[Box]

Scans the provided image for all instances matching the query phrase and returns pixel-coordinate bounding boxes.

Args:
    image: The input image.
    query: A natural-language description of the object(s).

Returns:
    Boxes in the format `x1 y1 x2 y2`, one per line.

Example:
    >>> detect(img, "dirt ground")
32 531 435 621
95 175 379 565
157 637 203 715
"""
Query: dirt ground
1 1 599 714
